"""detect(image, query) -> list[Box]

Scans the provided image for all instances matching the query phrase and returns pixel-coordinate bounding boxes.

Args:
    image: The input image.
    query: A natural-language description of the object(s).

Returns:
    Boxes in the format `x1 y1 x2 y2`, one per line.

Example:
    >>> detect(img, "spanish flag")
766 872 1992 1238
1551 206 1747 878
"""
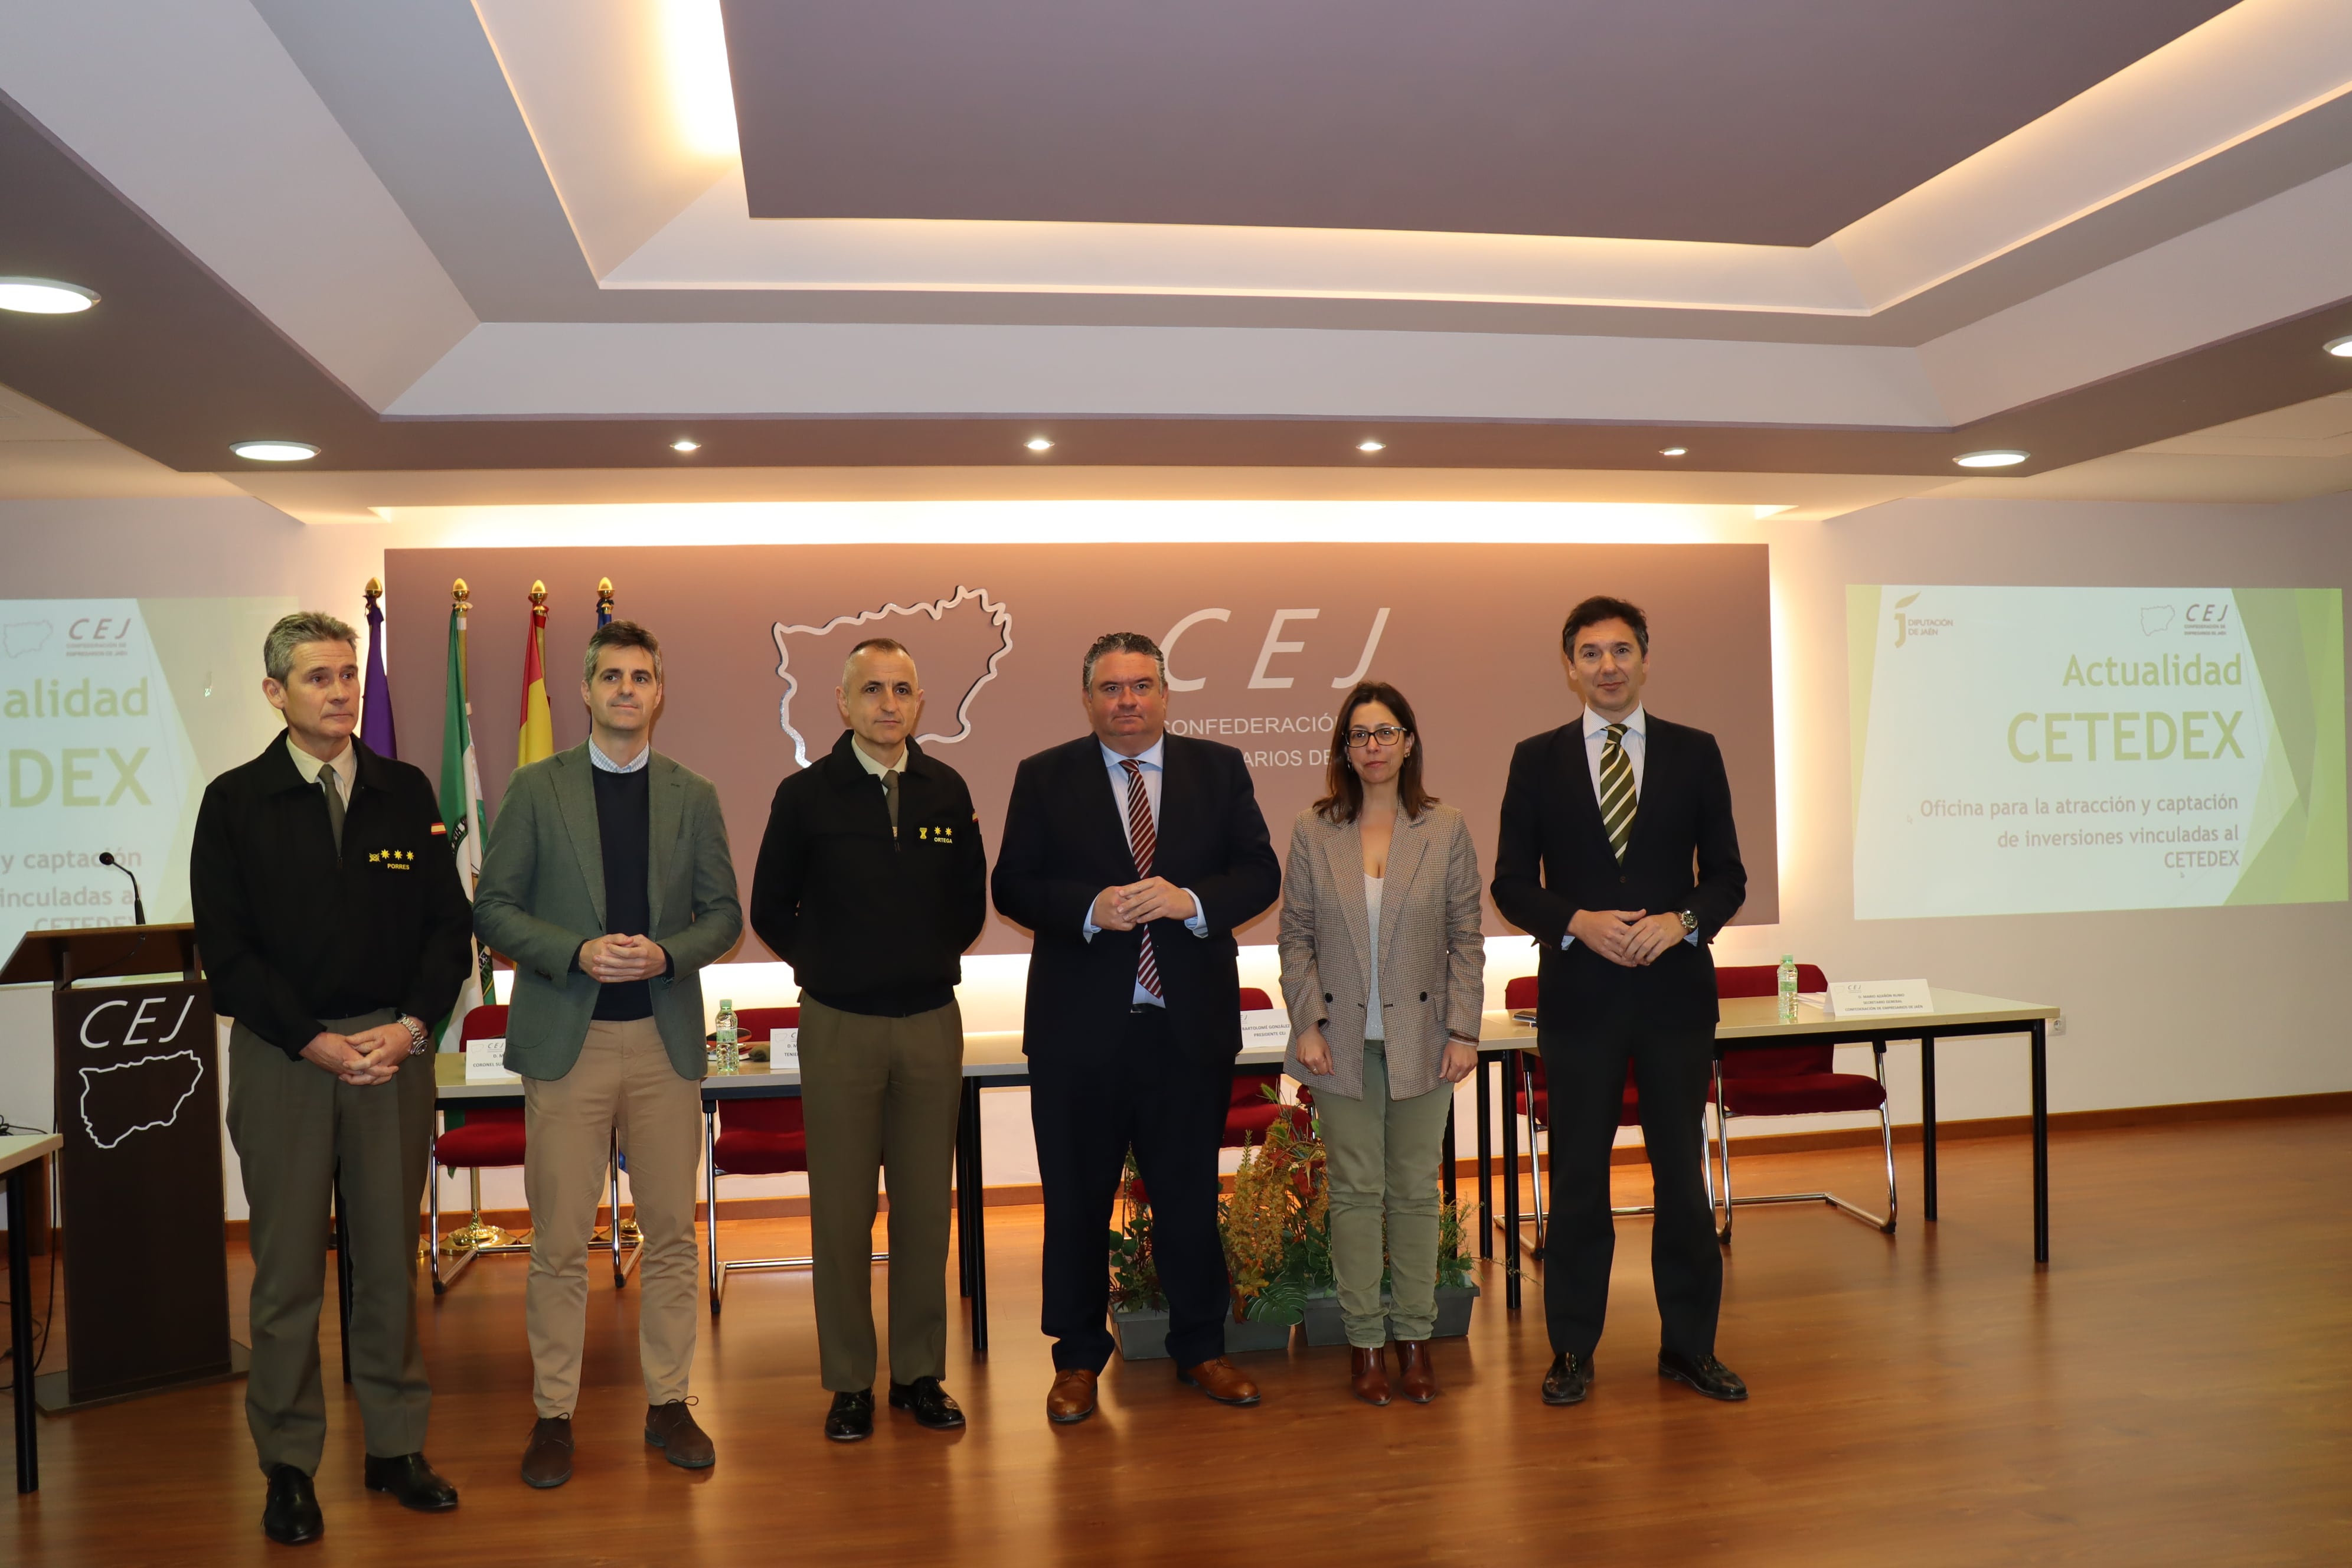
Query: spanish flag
518 580 554 766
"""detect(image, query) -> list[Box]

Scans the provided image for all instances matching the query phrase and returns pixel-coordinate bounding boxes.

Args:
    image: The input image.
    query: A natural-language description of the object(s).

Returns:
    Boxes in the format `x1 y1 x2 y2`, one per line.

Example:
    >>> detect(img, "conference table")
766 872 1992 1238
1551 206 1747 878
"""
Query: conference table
432 985 2056 1353
4 1131 62 1493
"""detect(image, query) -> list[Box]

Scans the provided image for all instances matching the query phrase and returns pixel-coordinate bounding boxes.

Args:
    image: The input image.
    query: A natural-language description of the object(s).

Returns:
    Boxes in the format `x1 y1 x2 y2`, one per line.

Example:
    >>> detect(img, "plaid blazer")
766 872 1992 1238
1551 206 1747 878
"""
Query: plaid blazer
1277 802 1485 1100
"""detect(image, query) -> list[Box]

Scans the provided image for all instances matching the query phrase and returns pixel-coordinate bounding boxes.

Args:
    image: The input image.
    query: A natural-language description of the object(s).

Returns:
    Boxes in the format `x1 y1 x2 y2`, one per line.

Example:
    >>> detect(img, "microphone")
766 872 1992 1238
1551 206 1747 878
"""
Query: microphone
99 851 146 925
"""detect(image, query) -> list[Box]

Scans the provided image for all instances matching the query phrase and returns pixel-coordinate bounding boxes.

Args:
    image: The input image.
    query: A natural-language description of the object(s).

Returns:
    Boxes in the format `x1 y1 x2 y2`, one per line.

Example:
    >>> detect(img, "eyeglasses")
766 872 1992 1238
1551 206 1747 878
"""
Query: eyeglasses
1343 724 1409 749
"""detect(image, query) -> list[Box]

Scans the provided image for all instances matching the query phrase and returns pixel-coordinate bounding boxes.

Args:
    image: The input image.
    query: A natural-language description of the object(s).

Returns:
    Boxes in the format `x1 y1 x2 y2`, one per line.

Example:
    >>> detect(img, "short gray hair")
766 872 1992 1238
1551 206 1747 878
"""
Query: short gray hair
263 612 357 682
842 636 914 686
1081 631 1167 690
583 619 663 683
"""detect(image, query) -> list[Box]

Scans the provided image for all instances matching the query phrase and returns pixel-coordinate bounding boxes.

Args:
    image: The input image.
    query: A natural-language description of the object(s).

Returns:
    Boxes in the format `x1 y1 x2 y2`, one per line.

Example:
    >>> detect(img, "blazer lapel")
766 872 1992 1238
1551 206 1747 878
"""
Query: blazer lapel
648 753 685 933
1618 720 1667 866
1378 813 1432 969
553 747 607 928
1319 819 1374 982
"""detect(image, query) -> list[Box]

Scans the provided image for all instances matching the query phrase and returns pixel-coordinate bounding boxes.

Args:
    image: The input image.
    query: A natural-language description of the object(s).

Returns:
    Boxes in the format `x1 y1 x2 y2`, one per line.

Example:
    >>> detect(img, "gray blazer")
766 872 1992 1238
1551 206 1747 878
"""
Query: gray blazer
1278 802 1485 1100
473 743 743 1082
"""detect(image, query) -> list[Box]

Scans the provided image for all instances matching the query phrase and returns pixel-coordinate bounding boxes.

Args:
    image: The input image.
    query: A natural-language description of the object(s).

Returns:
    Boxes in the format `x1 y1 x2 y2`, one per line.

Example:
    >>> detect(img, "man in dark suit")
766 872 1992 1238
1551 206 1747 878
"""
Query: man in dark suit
191 612 471 1544
1493 594 1749 1407
993 631 1282 1424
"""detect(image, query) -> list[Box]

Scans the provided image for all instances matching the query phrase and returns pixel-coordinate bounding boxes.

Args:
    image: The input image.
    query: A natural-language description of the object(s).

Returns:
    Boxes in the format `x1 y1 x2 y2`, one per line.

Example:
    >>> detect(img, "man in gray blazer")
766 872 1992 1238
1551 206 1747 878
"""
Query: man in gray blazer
473 620 742 1488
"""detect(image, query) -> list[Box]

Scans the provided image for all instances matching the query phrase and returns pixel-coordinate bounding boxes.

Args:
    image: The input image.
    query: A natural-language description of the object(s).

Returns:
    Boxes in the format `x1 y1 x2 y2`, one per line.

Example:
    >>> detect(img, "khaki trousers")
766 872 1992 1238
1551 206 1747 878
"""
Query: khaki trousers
225 1011 433 1475
1317 1040 1455 1347
522 1017 702 1417
798 997 965 1391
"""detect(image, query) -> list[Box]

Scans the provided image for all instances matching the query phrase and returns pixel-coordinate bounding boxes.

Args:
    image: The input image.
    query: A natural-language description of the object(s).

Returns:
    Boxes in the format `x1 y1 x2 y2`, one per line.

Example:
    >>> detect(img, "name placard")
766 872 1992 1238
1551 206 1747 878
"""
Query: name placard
1825 979 1934 1018
1240 1008 1290 1052
769 1027 799 1069
465 1037 519 1082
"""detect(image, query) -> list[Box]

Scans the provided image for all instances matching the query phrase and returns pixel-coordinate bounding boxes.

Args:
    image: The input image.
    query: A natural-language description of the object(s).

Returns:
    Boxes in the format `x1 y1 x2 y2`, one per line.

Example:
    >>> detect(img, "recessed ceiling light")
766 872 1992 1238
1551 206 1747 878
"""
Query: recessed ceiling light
1659 446 1688 458
671 438 701 453
2327 334 2352 358
1954 449 2029 469
0 277 99 314
1025 436 1054 452
1357 439 1386 453
230 440 318 462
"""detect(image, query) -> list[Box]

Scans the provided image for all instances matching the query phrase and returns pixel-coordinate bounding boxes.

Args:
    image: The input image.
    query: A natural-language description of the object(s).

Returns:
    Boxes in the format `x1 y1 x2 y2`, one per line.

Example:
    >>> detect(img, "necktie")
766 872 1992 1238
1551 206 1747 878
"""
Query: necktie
322 769 347 854
882 769 900 838
1598 723 1636 862
1120 759 1163 1000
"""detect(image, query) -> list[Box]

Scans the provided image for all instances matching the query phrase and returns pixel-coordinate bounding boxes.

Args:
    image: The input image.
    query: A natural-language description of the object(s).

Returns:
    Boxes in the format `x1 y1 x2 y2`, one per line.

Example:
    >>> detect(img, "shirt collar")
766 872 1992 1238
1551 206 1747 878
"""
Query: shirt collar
851 737 907 779
1100 736 1167 773
1582 704 1647 741
284 733 357 794
589 737 652 774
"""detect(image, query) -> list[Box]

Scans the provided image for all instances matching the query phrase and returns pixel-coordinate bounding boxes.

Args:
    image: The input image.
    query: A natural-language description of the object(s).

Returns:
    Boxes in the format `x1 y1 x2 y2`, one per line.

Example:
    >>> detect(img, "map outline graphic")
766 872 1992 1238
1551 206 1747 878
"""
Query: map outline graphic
772 586 1014 768
79 1050 205 1151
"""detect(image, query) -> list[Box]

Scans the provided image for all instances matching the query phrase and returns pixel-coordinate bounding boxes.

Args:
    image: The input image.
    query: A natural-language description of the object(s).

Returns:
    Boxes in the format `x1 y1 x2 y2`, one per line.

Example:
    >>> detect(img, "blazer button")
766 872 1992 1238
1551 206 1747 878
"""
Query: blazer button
1323 992 1332 1002
1419 991 1429 1001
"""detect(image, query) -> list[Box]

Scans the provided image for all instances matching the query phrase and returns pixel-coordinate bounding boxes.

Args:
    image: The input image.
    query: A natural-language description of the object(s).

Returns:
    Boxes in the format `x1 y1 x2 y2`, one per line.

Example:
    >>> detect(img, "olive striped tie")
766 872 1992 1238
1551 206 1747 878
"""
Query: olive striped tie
1598 722 1636 861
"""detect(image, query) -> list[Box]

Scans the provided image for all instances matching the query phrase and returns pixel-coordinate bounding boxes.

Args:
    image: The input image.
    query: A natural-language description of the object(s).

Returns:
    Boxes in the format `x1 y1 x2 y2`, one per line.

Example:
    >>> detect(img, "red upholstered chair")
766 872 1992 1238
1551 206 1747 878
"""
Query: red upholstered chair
1503 975 1718 1259
702 1007 886 1314
1711 963 1896 1241
427 1003 530 1293
1228 988 1312 1147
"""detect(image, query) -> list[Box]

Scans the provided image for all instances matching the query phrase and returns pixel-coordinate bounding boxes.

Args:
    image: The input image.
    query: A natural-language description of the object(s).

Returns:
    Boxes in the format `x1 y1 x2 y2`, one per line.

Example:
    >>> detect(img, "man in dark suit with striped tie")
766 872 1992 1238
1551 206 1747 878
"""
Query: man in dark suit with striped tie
992 632 1282 1424
1493 595 1750 1408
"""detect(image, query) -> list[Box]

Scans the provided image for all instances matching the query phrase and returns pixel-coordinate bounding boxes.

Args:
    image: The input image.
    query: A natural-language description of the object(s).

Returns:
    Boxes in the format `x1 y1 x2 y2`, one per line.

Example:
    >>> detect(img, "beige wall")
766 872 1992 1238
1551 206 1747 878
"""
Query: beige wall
2 489 2346 1222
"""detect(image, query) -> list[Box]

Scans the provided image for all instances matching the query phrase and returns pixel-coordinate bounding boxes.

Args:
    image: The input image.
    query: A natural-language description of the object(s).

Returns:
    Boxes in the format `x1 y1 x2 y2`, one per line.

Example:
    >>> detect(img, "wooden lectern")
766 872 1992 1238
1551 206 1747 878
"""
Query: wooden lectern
0 925 244 1410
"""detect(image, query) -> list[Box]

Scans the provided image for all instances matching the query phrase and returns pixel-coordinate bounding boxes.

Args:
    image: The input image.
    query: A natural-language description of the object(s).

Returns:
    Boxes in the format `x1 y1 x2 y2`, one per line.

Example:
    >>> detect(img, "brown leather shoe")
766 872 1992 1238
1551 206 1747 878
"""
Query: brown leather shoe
1394 1340 1439 1403
1175 1356 1261 1406
520 1415 573 1489
1350 1345 1393 1406
1046 1368 1097 1425
645 1399 716 1469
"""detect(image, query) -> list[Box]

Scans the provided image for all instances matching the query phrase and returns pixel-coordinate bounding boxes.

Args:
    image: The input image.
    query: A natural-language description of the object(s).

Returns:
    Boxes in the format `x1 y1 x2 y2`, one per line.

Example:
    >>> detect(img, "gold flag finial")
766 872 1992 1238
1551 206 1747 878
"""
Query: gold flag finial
597 577 613 595
364 576 383 601
452 577 470 609
529 580 547 606
596 577 616 620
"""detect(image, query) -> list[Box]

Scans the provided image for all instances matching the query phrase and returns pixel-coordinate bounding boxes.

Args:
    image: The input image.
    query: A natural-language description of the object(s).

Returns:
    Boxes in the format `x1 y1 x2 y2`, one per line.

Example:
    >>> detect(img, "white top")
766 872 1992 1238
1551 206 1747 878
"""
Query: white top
1363 873 1384 1043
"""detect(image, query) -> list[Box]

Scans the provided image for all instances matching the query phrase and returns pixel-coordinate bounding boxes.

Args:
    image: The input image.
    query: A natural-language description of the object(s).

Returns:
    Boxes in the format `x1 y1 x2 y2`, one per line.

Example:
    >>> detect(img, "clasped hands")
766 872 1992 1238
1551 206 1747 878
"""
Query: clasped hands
1089 877 1195 932
300 1020 415 1085
1569 907 1688 967
580 932 669 984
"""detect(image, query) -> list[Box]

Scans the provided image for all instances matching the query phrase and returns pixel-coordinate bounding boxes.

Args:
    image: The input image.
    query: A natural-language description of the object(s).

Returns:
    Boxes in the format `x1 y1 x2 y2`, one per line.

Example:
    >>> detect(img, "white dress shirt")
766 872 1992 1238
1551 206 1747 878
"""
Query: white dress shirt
588 736 651 773
285 733 357 802
1080 735 1209 1007
1562 704 1693 951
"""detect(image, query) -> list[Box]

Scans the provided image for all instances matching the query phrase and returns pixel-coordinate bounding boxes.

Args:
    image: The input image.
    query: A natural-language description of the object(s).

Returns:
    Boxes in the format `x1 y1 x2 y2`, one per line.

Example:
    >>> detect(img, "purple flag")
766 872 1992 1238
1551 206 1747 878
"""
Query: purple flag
362 582 398 759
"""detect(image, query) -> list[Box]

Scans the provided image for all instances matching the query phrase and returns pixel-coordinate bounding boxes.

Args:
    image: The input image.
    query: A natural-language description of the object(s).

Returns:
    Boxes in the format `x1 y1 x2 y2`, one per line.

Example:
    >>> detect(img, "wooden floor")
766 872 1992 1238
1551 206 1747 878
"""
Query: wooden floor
8 1113 2350 1567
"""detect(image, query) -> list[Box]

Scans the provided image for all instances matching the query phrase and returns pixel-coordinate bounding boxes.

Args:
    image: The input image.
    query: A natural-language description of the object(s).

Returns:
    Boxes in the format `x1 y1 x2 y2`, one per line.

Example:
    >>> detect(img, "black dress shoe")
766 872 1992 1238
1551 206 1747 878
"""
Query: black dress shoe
1658 1348 1749 1402
888 1376 966 1430
363 1452 459 1512
262 1464 324 1546
1541 1351 1593 1406
825 1389 876 1442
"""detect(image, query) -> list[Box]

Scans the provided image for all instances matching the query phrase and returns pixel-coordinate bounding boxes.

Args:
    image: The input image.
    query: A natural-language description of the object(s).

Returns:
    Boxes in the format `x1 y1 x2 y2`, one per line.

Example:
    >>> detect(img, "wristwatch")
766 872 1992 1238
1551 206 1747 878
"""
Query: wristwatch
1677 910 1700 936
399 1015 430 1056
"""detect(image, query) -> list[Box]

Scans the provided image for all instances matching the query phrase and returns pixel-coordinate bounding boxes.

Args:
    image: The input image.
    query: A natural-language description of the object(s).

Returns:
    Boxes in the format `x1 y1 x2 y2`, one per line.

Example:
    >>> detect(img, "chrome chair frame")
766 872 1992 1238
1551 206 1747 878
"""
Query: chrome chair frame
703 1102 885 1315
425 1119 530 1294
1709 1041 1897 1242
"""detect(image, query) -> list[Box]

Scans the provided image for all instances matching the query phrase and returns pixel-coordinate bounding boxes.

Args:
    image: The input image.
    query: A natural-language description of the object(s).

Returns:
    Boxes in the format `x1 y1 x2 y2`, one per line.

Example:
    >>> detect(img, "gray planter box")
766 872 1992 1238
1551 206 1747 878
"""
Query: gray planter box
1298 1283 1482 1347
1111 1306 1295 1361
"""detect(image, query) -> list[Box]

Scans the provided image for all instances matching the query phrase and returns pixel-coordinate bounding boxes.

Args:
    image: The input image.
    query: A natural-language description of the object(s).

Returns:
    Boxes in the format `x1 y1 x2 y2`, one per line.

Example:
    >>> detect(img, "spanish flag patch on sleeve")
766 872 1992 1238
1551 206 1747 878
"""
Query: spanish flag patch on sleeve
429 821 447 837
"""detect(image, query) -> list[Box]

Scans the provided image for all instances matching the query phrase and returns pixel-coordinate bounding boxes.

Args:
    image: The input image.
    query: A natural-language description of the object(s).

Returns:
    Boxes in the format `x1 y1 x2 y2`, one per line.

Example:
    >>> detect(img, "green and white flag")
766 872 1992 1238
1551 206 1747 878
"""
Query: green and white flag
437 592 495 1051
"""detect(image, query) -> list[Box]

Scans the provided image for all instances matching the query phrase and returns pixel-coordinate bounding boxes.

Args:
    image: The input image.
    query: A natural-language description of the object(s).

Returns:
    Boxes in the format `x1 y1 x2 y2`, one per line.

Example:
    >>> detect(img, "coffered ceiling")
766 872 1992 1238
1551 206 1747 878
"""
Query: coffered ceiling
0 0 2347 521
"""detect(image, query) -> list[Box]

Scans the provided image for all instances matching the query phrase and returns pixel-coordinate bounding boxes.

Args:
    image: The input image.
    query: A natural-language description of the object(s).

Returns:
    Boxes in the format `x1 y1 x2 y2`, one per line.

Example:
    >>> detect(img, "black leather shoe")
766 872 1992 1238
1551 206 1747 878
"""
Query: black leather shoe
888 1376 966 1430
825 1389 876 1442
362 1452 459 1512
262 1464 324 1546
1658 1348 1749 1402
1541 1351 1593 1406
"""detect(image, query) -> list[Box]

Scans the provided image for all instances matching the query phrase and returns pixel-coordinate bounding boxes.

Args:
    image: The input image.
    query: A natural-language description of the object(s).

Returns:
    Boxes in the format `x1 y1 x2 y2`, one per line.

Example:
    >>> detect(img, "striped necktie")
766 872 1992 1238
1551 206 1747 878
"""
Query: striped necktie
1120 759 1163 999
1598 722 1636 862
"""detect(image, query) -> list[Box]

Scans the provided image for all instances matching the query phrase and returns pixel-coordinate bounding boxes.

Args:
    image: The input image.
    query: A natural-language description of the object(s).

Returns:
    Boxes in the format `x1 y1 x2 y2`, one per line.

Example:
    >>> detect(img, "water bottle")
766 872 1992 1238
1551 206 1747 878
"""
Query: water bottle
1776 955 1799 1024
716 999 740 1074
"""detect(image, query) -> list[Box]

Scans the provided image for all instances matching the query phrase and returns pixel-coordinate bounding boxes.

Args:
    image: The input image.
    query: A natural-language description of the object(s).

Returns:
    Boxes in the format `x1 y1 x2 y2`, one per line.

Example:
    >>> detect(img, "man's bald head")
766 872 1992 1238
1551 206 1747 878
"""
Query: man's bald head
837 639 923 764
